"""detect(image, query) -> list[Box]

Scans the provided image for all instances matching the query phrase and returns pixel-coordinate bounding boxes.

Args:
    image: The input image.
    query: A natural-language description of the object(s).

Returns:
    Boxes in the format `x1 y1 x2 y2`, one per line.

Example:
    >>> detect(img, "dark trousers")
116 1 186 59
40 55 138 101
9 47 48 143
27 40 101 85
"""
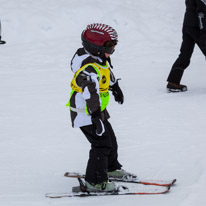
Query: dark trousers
80 119 122 184
167 26 206 84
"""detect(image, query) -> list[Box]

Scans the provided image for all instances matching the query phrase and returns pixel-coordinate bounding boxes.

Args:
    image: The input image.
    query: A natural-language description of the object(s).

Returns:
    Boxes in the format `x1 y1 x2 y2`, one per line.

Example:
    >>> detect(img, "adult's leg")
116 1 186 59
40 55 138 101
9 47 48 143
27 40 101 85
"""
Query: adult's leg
167 26 196 84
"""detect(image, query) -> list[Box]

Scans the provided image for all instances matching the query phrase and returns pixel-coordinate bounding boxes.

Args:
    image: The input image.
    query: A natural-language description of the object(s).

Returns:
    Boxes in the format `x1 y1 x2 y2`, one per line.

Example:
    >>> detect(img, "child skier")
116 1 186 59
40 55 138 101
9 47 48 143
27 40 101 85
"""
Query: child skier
167 0 206 92
67 23 135 192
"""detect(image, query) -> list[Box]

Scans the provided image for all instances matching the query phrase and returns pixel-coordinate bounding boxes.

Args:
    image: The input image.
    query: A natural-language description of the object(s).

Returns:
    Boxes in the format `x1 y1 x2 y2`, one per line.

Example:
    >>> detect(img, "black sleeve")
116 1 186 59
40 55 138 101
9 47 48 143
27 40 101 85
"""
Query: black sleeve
76 66 100 114
109 68 117 86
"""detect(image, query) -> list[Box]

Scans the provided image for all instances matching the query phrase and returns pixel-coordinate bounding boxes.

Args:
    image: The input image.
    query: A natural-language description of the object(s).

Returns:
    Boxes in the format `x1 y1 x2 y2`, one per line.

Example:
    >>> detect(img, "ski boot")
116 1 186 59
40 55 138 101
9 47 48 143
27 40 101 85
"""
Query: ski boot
107 169 137 181
85 180 117 192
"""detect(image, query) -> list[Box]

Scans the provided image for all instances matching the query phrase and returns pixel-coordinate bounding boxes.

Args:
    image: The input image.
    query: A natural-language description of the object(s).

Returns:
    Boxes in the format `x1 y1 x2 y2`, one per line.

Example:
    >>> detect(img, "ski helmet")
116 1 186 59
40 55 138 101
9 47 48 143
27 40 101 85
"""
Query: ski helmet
81 23 118 57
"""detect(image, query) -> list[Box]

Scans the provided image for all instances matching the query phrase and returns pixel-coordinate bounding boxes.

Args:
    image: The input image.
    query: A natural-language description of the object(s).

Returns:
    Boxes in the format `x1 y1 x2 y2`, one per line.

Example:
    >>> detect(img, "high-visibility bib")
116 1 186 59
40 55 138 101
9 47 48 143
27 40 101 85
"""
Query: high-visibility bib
67 62 110 113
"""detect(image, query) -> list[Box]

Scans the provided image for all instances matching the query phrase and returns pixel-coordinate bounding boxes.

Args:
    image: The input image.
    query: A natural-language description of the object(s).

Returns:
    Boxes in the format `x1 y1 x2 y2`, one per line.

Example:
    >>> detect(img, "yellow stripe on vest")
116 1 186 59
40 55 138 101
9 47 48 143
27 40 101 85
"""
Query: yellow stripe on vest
70 62 110 93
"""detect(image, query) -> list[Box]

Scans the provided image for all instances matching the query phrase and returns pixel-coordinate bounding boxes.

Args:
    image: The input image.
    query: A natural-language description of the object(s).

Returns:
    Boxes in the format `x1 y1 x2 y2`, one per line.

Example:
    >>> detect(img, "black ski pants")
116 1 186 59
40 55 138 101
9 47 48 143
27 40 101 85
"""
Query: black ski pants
167 26 206 84
80 119 122 185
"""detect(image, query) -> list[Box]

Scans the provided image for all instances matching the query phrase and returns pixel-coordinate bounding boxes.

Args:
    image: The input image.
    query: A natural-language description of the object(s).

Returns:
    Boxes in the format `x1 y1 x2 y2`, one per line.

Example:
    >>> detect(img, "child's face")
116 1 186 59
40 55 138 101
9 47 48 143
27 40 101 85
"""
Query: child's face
104 46 115 58
105 53 111 58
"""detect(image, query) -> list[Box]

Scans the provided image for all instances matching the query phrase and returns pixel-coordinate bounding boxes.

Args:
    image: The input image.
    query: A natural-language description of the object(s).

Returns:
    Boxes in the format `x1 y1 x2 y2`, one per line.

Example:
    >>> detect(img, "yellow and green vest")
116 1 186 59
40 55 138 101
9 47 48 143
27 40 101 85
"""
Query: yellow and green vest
67 62 111 113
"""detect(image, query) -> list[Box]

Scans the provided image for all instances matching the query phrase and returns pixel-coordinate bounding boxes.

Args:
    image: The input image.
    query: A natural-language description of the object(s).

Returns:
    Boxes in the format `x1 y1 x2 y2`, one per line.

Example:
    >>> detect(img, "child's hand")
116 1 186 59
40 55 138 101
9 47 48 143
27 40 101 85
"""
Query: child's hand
91 108 105 136
110 81 124 104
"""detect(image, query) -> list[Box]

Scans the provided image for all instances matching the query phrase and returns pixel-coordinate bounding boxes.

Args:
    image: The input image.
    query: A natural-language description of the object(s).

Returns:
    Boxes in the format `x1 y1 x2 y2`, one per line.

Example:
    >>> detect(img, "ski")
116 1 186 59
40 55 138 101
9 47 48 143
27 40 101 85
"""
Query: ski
64 172 176 187
46 173 173 198
46 186 170 198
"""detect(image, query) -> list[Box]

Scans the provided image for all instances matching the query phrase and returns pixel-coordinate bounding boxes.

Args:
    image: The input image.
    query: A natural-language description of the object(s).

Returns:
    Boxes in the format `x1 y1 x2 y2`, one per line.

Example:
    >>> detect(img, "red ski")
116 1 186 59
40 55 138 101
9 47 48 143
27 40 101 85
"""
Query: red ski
46 187 170 198
64 172 176 187
46 177 171 198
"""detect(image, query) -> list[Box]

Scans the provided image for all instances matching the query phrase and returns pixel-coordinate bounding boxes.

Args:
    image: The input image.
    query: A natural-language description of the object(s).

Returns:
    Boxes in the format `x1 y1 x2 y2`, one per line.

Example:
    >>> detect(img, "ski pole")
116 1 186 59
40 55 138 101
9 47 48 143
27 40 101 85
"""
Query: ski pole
0 19 6 45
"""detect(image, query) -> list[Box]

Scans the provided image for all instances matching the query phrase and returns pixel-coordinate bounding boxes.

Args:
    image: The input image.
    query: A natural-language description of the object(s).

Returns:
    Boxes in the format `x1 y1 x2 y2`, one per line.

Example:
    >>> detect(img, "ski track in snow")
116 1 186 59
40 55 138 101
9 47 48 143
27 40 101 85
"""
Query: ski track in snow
1 0 206 205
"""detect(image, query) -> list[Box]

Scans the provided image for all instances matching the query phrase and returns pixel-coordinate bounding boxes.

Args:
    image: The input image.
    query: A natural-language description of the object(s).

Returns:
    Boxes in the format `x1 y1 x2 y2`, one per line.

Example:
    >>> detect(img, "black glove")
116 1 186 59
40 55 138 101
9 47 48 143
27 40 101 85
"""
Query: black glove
91 108 105 136
199 32 206 50
110 81 124 104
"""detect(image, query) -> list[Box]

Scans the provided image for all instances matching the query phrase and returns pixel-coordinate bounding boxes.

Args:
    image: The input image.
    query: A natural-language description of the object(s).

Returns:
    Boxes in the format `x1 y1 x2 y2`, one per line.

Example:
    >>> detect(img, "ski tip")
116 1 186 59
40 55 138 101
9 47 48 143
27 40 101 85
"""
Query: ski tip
64 172 84 178
64 172 79 177
64 172 69 177
46 193 63 198
158 185 170 194
162 186 171 194
172 179 177 185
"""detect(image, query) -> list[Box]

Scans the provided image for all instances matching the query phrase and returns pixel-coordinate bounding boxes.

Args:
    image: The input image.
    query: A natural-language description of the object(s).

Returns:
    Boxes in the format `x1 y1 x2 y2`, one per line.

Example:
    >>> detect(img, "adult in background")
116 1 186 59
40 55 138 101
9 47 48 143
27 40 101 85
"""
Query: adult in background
167 0 206 92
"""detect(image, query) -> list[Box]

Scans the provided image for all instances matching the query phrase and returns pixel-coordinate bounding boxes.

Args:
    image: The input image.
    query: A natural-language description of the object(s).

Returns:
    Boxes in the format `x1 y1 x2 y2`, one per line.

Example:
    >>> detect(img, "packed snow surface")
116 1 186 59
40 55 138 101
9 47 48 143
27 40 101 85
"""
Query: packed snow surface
1 0 206 205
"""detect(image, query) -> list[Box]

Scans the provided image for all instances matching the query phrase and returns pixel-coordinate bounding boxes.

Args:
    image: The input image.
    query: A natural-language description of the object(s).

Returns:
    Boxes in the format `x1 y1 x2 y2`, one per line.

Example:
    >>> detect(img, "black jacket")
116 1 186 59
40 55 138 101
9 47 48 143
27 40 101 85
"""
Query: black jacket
183 0 206 29
69 48 116 127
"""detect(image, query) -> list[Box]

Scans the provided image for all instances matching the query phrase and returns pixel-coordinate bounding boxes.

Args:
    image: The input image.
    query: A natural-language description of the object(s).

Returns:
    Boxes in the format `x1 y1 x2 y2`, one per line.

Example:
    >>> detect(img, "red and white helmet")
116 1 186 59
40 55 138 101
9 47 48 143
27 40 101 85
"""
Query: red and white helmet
81 23 118 56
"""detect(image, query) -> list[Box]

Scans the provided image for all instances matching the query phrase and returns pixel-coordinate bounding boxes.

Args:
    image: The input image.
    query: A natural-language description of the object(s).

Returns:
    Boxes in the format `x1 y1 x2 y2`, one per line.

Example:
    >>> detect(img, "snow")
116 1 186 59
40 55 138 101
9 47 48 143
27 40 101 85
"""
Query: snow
1 0 206 205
